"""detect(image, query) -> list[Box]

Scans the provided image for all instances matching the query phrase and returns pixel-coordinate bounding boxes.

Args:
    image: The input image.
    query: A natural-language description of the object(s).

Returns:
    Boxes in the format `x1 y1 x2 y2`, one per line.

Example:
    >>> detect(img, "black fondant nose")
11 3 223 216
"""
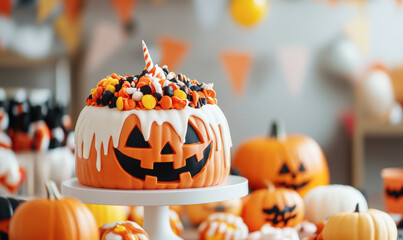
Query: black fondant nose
161 143 174 155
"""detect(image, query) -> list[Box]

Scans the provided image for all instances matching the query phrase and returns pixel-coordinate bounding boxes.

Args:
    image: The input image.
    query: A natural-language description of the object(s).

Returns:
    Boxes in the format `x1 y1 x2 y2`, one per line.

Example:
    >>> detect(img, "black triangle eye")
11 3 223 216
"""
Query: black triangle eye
185 123 201 144
126 126 150 148
279 163 290 174
299 163 306 172
161 142 174 155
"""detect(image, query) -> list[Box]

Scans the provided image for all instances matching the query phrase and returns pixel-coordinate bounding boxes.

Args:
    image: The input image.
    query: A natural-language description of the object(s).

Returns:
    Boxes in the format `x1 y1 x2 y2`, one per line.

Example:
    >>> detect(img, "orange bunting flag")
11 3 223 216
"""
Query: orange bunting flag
38 0 60 22
0 0 12 17
277 46 310 96
54 13 83 54
84 21 127 72
110 0 137 25
158 36 189 72
62 0 85 21
220 50 253 97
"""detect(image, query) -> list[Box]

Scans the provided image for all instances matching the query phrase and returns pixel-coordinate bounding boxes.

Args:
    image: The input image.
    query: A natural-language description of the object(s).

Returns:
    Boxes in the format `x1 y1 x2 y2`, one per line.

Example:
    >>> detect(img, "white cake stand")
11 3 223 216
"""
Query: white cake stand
62 176 248 240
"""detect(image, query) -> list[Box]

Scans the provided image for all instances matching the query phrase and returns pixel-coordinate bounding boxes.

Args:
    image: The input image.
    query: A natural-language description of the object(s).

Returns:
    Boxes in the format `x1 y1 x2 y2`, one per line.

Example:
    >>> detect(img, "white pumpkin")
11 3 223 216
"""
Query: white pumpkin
303 184 368 224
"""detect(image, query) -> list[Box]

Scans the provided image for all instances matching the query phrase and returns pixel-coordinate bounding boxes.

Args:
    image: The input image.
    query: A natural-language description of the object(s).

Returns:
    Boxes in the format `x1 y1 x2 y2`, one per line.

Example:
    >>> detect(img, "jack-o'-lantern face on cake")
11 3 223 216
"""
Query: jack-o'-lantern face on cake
114 116 213 182
75 111 230 190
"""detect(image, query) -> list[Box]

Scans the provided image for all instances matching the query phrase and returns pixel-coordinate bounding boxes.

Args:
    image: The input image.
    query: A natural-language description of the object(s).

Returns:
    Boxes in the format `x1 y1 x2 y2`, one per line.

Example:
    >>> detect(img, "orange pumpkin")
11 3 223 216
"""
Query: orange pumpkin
233 121 329 197
9 181 98 240
186 198 243 226
99 221 150 240
242 184 305 232
75 106 231 189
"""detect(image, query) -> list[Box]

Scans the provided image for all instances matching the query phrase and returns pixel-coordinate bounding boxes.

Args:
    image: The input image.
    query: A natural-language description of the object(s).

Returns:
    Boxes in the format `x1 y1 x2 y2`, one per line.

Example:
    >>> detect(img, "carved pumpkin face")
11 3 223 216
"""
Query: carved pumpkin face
242 186 305 232
382 168 403 214
233 122 329 197
76 111 230 189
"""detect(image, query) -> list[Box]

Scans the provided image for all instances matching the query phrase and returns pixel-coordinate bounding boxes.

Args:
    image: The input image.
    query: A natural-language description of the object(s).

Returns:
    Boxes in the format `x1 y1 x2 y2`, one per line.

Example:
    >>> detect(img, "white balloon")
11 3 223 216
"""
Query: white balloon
11 24 54 58
358 69 396 122
323 37 363 82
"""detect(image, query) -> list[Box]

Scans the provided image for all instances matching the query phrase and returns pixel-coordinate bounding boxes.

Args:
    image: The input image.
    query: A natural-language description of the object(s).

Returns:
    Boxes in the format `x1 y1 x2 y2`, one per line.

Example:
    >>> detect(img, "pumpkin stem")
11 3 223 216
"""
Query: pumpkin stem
46 181 62 200
270 121 286 141
264 180 276 191
354 203 360 213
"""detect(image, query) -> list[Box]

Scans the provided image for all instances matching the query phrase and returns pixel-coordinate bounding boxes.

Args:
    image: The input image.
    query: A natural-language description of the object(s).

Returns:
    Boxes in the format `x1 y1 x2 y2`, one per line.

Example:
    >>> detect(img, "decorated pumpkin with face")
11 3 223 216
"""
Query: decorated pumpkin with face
242 185 305 232
75 106 231 189
233 121 329 197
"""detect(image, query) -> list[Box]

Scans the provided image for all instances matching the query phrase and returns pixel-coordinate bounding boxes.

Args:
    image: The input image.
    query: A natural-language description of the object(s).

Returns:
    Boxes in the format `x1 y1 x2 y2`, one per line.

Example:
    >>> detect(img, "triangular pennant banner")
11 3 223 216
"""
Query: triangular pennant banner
193 0 227 29
110 0 137 25
38 0 60 22
54 13 82 54
220 50 252 97
277 46 310 96
158 36 189 72
0 0 12 17
84 21 127 72
62 0 85 21
344 15 369 55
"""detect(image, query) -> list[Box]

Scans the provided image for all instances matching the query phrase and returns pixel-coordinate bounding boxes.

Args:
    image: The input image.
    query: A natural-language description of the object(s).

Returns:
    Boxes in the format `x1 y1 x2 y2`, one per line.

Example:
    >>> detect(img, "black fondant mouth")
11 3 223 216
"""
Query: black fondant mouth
276 180 309 190
263 205 297 226
113 142 212 182
386 187 403 199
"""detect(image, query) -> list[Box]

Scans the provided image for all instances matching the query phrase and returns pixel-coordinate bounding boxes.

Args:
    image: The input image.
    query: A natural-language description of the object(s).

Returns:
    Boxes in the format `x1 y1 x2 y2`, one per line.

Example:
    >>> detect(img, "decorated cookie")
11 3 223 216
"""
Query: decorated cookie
99 221 150 240
198 213 249 240
75 41 231 190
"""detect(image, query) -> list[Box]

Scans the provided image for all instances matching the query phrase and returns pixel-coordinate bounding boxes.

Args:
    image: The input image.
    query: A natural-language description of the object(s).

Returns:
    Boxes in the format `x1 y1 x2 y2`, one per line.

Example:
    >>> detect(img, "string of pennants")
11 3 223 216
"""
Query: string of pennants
0 0 376 97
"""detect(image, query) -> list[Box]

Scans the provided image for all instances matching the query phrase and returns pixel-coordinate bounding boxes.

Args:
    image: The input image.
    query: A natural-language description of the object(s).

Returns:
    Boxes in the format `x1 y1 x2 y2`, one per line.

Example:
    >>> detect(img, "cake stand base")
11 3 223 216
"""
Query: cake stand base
62 176 248 240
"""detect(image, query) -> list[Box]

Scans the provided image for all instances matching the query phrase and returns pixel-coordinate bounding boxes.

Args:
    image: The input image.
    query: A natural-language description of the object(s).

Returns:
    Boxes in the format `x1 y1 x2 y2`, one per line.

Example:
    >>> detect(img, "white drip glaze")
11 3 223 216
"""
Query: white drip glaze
75 104 232 172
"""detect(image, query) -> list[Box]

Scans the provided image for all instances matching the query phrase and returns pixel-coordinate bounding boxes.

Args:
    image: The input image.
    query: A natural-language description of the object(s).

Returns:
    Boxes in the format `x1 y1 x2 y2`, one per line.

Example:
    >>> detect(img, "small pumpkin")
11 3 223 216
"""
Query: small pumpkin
185 198 243 226
382 168 403 215
242 184 304 232
198 213 249 240
233 121 329 197
9 181 99 240
303 184 368 224
0 197 24 239
320 204 397 240
99 221 150 240
85 203 128 227
128 206 183 237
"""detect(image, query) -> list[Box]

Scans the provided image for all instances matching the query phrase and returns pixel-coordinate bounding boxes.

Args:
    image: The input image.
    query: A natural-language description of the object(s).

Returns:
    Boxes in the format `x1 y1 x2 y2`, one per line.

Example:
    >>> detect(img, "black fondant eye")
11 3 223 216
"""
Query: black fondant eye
185 123 201 144
279 163 290 174
161 142 174 155
299 163 306 172
126 126 150 148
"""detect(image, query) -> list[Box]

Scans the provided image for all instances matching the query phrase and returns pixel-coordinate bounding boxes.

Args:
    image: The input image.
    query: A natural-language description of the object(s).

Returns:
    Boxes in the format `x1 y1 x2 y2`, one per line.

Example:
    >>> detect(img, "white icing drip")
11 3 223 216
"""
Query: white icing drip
75 104 231 172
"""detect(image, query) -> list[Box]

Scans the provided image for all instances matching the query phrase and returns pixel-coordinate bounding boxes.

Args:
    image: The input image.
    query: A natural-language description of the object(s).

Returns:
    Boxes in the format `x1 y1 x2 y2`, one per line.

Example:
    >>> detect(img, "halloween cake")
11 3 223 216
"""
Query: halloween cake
75 41 232 189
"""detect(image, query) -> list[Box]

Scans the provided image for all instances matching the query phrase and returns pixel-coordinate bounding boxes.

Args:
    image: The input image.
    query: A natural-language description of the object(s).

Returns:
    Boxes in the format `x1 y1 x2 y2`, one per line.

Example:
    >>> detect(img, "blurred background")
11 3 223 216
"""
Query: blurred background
1 0 403 210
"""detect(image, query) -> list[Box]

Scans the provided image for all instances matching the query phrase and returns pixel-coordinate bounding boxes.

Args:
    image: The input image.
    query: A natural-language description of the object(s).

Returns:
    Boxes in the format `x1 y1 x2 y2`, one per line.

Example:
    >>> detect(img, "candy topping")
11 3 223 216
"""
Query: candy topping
85 41 217 111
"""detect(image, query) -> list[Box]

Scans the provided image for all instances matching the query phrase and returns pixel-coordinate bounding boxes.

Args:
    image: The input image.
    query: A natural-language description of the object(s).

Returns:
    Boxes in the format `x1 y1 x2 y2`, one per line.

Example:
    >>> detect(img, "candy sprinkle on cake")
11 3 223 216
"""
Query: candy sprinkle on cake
85 41 216 111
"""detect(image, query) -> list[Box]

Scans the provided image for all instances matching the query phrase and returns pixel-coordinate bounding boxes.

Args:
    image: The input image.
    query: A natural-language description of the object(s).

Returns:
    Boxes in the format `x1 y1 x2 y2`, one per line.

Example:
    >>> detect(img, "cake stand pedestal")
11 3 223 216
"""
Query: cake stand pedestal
62 176 248 240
